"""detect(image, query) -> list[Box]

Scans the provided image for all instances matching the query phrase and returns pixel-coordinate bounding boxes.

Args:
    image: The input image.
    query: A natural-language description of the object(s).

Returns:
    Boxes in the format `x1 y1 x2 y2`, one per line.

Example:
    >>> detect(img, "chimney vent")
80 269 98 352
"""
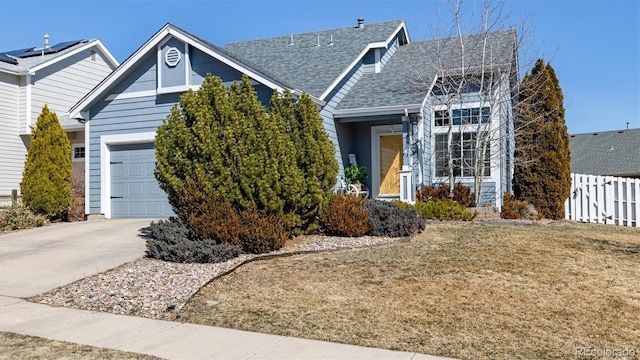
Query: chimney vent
357 18 364 28
44 33 50 49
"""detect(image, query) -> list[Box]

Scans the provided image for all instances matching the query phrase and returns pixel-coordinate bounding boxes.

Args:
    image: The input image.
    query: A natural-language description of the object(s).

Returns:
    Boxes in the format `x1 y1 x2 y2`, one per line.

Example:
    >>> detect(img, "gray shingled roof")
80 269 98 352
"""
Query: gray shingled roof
224 20 405 99
0 40 92 74
569 128 640 177
336 30 516 111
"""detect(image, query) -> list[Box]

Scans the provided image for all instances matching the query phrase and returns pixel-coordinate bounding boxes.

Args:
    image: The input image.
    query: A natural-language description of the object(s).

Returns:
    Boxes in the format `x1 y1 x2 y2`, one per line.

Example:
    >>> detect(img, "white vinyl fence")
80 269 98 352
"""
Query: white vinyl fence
565 173 639 227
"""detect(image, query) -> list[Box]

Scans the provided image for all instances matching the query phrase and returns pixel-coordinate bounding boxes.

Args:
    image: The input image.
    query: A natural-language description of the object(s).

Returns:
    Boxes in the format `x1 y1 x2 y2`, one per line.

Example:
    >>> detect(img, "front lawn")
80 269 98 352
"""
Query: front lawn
179 222 640 359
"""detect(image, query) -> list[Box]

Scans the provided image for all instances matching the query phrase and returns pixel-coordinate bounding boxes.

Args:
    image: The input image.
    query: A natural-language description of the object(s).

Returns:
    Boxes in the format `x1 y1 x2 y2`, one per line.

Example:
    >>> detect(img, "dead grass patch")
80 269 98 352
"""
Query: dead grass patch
179 222 640 359
0 331 161 359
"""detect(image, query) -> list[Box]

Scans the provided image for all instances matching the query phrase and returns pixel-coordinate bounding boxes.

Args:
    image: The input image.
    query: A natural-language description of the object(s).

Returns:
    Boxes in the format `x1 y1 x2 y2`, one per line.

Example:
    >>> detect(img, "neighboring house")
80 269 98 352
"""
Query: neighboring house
69 19 517 219
0 36 119 204
569 128 640 178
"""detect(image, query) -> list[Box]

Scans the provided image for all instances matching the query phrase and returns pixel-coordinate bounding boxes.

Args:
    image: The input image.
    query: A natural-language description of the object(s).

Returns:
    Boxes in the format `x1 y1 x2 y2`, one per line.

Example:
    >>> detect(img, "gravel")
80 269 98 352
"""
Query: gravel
29 235 406 320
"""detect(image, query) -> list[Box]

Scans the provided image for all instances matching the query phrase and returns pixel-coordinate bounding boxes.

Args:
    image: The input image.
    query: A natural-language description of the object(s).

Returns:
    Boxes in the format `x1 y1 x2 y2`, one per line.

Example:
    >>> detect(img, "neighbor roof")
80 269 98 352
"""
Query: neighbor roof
570 128 640 177
335 29 517 113
224 19 407 99
0 39 118 75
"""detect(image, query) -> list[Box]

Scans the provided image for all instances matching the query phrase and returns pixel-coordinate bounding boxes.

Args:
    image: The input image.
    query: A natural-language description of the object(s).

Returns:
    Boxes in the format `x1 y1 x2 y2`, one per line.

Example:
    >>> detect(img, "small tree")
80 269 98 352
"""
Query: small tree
512 59 571 219
21 105 72 219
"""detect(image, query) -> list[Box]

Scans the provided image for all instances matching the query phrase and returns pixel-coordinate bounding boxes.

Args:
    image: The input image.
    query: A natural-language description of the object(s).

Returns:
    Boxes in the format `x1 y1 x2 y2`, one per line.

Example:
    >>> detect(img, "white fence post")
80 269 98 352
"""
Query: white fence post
565 173 639 228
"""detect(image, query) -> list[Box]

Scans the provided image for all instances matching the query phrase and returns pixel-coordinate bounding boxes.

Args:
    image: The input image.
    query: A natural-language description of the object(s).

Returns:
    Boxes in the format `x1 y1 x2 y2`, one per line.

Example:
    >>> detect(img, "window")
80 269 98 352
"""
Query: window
434 107 490 127
432 75 495 96
73 146 85 162
435 133 490 177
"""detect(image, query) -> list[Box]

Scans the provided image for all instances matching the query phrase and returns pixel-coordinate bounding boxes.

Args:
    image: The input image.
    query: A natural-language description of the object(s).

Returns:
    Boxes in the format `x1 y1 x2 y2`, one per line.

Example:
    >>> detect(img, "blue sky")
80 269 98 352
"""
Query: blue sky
0 0 637 135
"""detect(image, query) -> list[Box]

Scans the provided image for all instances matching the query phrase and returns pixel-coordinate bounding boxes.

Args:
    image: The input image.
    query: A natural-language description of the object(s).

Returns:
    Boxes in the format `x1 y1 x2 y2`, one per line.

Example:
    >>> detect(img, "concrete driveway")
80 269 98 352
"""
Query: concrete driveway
0 219 153 298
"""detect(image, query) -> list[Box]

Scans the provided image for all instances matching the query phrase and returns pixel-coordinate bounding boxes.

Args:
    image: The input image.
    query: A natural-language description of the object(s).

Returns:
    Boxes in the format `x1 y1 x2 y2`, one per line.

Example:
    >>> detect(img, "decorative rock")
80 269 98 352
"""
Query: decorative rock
30 234 405 320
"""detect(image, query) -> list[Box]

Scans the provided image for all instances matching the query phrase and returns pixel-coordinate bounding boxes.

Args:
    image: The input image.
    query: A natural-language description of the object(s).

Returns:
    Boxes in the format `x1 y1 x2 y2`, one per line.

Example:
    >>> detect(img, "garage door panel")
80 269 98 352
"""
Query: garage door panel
145 182 163 196
110 142 174 218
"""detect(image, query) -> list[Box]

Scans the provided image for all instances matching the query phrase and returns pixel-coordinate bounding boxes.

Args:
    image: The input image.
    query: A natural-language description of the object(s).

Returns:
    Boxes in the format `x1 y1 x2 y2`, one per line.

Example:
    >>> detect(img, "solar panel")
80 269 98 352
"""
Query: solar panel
10 40 83 58
0 53 18 65
49 40 83 52
4 47 35 57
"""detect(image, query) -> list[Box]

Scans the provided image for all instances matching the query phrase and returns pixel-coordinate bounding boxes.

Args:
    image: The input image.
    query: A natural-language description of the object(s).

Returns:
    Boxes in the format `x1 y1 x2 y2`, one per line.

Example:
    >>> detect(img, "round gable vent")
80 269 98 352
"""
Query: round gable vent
165 47 181 67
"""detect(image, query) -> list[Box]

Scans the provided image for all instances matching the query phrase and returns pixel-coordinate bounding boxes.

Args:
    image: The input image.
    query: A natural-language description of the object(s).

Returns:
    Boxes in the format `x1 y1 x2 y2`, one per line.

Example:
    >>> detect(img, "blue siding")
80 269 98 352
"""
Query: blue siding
160 38 187 88
191 47 244 85
110 53 156 95
319 62 365 178
88 94 180 214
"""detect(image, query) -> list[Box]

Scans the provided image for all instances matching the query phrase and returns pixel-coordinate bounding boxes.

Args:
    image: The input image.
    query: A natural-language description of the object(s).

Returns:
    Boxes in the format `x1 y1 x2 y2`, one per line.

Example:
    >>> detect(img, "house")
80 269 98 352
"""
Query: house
69 19 517 219
569 128 640 178
0 36 118 205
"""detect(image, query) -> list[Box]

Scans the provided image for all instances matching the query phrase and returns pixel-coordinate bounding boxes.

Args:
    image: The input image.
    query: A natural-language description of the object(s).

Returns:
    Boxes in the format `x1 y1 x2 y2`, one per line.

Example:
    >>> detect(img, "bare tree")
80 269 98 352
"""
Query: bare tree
409 0 544 206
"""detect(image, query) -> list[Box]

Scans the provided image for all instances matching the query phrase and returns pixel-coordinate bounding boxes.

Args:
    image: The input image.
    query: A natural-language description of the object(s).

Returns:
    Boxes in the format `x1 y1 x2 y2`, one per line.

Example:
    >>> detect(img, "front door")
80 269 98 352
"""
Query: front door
379 134 403 195
371 124 404 199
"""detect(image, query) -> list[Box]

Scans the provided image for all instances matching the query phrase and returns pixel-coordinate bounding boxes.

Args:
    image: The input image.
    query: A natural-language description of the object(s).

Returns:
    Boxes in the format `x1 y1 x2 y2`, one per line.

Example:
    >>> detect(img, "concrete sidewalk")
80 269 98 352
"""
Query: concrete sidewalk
0 296 450 360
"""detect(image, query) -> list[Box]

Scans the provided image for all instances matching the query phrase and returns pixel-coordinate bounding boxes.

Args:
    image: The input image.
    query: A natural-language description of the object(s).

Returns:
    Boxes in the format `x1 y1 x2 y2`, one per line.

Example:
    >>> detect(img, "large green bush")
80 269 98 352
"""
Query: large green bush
155 75 337 237
21 105 72 219
269 90 338 229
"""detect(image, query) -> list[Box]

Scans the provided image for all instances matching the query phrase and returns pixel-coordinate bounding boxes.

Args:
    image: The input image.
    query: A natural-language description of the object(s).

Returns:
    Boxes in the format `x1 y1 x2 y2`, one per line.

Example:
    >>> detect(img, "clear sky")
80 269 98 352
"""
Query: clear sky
0 0 638 135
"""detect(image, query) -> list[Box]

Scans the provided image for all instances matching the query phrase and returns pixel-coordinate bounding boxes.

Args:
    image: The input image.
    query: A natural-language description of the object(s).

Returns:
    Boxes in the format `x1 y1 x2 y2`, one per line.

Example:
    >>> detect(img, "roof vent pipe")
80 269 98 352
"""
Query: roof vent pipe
288 34 294 46
357 18 364 28
316 35 320 47
44 33 50 48
328 34 334 46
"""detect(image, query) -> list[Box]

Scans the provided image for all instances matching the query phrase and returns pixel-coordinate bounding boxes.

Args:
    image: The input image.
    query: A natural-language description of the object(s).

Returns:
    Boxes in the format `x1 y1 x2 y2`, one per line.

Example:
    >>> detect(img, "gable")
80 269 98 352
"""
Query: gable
99 35 276 106
72 24 291 119
224 19 407 100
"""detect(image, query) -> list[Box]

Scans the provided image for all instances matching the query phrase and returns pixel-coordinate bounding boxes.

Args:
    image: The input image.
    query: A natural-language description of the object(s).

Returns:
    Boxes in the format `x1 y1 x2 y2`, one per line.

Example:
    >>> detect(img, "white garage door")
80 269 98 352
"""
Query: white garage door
110 143 174 218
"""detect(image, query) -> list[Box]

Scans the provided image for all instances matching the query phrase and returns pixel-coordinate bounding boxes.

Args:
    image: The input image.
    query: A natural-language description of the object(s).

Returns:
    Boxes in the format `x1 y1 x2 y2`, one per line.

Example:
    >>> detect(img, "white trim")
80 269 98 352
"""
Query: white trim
319 21 408 101
374 49 381 73
69 24 290 119
29 39 119 73
105 90 157 101
184 42 191 87
334 104 421 118
100 132 156 218
84 120 91 215
371 124 403 199
156 43 162 91
156 85 192 95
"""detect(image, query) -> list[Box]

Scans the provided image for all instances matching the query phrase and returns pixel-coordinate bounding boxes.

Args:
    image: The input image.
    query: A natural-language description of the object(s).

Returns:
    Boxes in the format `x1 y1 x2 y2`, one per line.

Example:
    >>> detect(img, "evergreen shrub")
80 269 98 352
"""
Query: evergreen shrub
416 183 475 207
321 194 370 237
155 76 337 236
21 105 72 219
513 59 571 219
366 200 424 237
145 217 242 263
413 200 477 221
0 204 48 230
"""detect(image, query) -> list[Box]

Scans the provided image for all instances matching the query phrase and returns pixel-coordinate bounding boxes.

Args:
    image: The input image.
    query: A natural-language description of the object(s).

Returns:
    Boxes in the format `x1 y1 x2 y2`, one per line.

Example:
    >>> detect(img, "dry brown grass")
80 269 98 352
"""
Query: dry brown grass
179 222 640 360
0 331 161 359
